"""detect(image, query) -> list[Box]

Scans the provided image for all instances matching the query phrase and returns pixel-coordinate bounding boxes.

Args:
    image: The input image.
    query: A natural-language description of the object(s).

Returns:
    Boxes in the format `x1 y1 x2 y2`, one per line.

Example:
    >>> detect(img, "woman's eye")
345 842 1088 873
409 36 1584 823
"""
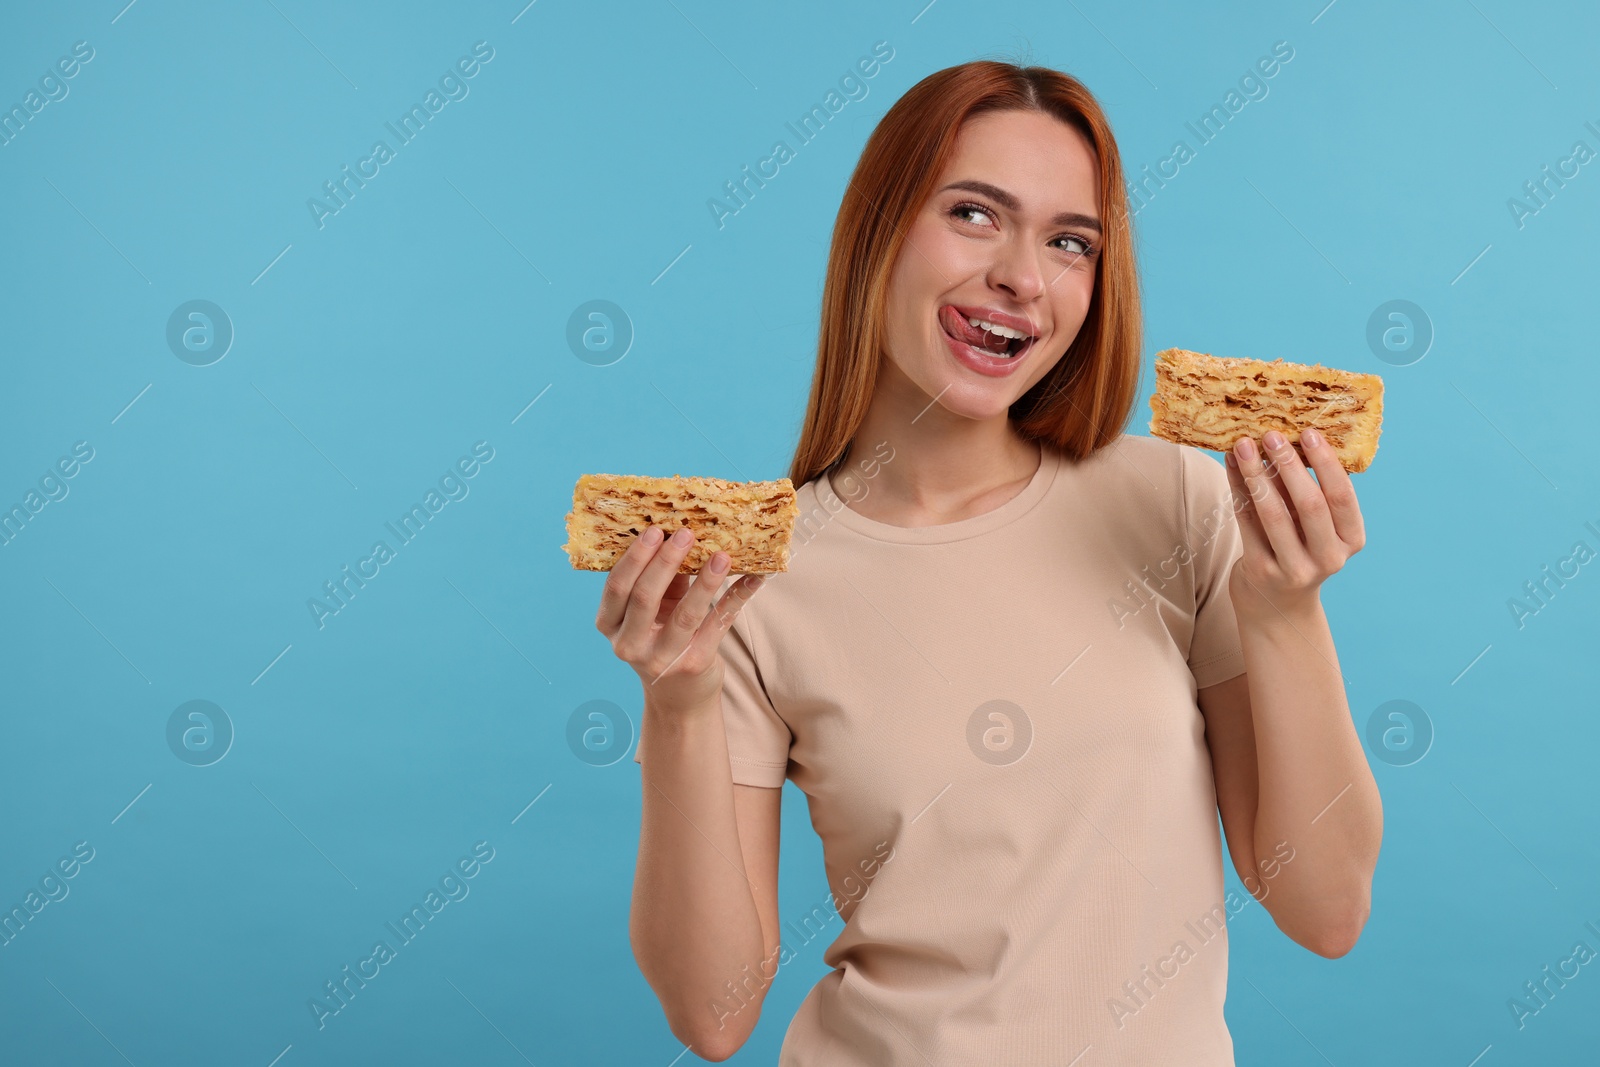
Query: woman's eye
951 204 994 227
951 203 1095 257
1053 234 1094 257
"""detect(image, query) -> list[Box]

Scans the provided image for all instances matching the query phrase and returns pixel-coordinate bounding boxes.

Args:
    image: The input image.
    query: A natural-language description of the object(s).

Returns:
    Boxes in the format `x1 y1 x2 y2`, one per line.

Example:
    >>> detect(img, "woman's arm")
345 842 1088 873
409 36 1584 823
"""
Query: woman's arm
598 526 783 1060
1203 429 1384 957
1201 611 1382 957
632 697 783 1059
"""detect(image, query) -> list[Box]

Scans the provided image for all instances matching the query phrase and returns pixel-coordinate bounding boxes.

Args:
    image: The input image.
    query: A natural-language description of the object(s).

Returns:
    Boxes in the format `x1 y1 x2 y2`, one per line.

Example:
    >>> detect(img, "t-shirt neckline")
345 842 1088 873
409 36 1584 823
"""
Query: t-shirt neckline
816 440 1060 545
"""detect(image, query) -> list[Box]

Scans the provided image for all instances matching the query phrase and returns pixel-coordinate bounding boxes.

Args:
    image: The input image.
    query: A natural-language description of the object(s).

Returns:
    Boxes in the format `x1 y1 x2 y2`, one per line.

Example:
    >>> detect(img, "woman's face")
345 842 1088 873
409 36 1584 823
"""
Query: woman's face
881 108 1103 420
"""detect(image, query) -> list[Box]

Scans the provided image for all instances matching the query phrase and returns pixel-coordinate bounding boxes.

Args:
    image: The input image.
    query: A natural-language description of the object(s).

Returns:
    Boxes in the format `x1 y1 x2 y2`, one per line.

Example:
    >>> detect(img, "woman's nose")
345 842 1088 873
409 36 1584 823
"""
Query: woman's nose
987 238 1045 301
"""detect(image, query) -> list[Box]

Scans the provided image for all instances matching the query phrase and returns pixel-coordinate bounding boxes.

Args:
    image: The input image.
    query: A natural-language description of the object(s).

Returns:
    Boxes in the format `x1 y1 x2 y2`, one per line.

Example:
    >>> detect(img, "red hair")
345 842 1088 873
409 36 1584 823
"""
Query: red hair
787 60 1141 488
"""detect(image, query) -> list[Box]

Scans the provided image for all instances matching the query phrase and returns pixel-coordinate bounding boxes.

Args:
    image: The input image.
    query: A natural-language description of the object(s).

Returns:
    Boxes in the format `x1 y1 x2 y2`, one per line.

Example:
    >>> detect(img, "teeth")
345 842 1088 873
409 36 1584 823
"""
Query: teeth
967 316 1028 341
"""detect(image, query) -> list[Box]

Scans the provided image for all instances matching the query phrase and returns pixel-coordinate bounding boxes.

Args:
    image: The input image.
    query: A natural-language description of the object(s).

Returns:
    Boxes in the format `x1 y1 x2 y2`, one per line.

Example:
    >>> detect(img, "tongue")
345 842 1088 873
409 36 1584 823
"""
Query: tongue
941 307 1012 354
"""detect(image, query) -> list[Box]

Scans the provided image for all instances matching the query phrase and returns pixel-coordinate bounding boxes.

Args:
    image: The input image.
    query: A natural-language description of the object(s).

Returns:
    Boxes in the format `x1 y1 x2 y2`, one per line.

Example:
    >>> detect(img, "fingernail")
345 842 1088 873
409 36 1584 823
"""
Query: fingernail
707 552 728 574
1303 428 1322 448
671 527 692 546
642 526 662 545
1263 430 1285 450
1237 437 1256 462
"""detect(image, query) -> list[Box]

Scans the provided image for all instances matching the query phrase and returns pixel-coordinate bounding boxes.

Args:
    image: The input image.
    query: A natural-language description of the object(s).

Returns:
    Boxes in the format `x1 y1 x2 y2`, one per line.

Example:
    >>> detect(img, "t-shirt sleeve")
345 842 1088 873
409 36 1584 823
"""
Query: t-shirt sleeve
1180 446 1247 689
632 595 792 788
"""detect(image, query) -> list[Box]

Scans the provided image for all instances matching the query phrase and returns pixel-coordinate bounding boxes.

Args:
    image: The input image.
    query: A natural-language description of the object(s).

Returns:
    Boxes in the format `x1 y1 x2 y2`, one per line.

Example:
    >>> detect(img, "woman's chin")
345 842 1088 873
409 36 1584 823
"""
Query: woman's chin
922 376 1019 421
882 351 1021 421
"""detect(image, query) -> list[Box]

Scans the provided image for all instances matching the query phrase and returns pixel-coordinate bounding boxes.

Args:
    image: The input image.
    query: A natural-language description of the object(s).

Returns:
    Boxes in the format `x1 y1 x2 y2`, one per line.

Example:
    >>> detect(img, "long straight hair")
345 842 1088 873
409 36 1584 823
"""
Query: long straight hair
787 61 1141 489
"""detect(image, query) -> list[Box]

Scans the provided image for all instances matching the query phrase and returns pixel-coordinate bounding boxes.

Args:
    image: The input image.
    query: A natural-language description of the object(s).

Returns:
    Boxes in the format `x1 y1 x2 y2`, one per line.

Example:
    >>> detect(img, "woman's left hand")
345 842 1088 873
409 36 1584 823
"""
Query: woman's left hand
1224 428 1367 621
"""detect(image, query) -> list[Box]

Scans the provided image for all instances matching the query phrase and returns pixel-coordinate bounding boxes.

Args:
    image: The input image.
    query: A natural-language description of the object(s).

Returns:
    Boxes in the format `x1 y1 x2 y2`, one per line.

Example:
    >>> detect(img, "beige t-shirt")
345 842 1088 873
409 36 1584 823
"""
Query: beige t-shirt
636 433 1248 1065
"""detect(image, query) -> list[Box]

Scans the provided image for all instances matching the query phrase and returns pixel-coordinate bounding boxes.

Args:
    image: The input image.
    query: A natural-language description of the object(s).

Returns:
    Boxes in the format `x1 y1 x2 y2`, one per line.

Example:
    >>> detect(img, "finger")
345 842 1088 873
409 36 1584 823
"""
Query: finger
652 551 735 666
647 571 767 690
1232 436 1305 568
1224 450 1273 562
684 573 767 663
1299 428 1366 550
1246 439 1302 536
1254 438 1306 543
1260 431 1340 562
655 572 695 625
617 526 699 649
595 525 667 636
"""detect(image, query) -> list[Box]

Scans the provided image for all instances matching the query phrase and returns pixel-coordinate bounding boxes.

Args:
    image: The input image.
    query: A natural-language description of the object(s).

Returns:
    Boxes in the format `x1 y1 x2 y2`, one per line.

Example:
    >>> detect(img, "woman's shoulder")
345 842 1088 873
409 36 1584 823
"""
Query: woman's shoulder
1065 432 1233 531
1075 431 1195 488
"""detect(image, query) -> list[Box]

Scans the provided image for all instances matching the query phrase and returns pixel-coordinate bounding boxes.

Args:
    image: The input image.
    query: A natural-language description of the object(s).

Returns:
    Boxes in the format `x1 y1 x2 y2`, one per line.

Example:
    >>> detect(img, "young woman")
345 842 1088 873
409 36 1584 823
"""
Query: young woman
607 60 1382 1065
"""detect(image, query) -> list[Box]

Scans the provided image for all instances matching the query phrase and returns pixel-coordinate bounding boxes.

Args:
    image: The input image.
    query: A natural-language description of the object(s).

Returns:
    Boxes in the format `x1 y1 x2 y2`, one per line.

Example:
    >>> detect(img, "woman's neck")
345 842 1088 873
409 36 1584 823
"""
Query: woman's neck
840 375 1043 528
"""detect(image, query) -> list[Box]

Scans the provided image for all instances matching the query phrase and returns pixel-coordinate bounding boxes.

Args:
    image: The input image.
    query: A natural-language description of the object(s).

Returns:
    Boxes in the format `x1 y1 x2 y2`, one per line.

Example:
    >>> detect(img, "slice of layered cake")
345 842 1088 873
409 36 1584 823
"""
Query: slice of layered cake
562 473 800 574
1150 348 1384 472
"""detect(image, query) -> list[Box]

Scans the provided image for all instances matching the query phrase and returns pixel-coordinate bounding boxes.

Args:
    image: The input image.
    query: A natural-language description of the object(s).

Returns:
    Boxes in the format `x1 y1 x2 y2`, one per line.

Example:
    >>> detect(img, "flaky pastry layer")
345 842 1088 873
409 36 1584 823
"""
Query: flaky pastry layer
562 472 799 574
1149 348 1384 473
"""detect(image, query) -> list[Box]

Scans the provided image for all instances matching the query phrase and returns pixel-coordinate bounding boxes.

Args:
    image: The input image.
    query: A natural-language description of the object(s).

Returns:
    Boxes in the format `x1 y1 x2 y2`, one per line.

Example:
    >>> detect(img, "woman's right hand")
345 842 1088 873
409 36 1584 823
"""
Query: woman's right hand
595 525 767 713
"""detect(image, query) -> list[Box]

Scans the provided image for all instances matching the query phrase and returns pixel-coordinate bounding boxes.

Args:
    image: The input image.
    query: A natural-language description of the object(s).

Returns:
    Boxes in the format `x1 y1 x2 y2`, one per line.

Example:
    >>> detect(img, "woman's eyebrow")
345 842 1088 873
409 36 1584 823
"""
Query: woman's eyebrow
939 179 1102 233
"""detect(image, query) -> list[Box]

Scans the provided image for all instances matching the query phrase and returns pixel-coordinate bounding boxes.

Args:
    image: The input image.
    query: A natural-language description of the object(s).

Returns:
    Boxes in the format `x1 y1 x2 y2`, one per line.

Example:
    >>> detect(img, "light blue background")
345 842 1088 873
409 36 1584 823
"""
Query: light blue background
1 0 1596 1063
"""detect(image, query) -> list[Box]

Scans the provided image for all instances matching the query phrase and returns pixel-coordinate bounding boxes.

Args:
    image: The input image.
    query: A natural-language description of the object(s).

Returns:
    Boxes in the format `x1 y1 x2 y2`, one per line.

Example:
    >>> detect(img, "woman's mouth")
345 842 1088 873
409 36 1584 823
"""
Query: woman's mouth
937 305 1037 374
